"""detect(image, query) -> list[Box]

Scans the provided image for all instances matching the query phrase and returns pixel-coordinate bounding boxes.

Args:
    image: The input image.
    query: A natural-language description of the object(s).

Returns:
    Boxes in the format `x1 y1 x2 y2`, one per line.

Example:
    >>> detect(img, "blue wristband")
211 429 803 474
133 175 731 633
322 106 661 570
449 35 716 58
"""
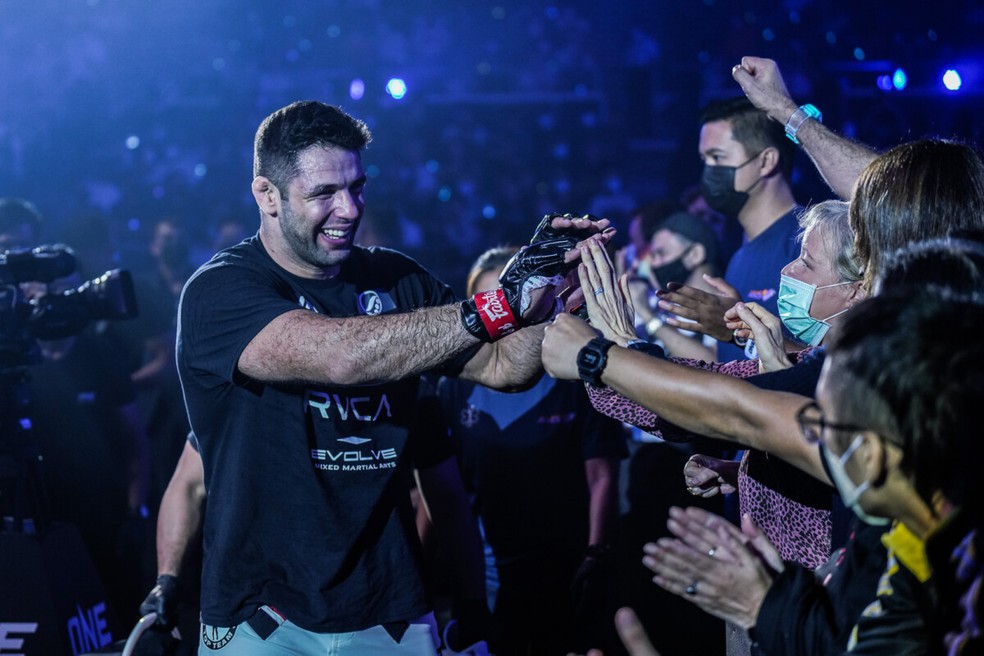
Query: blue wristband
784 104 822 144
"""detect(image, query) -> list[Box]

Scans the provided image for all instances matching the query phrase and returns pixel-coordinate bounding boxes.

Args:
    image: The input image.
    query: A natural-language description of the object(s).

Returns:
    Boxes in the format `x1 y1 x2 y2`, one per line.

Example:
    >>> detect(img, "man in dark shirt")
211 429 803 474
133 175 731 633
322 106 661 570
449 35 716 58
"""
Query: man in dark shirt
176 101 610 655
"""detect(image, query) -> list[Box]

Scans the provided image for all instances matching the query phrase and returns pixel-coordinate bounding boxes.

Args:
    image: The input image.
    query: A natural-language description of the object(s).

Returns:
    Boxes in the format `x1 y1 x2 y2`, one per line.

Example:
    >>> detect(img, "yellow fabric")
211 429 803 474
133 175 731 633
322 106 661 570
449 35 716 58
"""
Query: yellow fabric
881 521 932 583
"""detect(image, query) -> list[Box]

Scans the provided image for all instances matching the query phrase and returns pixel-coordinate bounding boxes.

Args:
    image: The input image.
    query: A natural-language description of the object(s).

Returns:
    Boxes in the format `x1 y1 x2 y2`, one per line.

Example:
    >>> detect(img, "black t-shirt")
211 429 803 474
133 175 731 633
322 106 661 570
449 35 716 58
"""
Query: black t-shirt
177 237 457 631
437 374 627 565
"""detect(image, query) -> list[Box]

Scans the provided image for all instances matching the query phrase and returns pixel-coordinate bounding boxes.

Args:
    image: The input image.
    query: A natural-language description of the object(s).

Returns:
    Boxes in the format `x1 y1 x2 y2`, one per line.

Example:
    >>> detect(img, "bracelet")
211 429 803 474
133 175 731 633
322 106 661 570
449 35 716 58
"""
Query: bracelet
784 103 822 144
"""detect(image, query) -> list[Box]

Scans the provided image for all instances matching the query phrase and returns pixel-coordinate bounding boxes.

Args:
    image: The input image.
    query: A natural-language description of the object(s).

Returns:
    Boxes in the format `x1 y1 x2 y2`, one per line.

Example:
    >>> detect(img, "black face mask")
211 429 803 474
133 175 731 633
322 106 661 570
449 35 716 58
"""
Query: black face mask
651 246 692 289
699 152 761 218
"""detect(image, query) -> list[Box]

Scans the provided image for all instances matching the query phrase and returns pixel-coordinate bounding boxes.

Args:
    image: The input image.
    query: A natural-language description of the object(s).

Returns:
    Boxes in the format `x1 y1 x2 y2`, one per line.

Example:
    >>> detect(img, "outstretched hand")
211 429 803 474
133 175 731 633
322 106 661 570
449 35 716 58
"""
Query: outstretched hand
656 275 741 342
531 213 616 264
578 240 639 345
724 301 791 372
542 312 600 381
731 56 799 124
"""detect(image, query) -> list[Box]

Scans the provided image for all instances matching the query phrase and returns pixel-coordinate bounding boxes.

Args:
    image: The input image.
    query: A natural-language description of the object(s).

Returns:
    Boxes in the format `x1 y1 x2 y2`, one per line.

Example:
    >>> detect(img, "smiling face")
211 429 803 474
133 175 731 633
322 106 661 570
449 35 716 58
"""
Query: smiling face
259 145 367 278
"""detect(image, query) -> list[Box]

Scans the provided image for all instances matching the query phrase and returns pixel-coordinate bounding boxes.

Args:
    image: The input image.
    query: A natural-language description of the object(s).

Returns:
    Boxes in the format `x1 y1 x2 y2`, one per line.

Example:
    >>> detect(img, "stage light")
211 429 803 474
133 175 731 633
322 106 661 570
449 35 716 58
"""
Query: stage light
877 75 892 91
892 68 907 90
350 79 365 100
125 136 140 150
942 69 962 91
386 78 407 99
482 205 496 219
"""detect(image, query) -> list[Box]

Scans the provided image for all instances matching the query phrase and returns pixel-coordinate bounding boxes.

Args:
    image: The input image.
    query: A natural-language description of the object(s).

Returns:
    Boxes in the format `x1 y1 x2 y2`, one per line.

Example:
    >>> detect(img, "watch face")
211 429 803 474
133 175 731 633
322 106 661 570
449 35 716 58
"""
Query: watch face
582 351 601 367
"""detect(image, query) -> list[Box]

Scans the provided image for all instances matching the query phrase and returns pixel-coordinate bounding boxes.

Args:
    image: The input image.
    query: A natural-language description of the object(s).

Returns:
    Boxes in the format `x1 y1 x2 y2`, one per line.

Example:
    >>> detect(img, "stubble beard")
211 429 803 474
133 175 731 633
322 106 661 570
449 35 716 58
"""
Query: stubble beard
279 201 354 270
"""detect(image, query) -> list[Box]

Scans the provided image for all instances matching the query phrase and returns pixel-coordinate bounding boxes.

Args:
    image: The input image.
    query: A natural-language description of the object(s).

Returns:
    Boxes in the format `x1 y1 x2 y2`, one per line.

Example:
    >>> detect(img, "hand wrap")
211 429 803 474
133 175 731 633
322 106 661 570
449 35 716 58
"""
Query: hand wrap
460 216 591 342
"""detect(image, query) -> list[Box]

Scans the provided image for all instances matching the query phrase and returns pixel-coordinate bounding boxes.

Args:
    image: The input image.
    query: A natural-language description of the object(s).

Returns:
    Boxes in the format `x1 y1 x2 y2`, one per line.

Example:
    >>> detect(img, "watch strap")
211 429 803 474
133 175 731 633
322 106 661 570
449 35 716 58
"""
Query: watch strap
784 103 822 144
577 337 615 387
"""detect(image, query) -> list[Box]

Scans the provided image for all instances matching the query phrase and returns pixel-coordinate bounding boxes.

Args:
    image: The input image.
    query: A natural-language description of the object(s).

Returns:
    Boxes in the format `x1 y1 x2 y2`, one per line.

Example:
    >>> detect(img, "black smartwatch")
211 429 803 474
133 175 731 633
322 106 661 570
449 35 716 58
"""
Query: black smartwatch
577 337 615 387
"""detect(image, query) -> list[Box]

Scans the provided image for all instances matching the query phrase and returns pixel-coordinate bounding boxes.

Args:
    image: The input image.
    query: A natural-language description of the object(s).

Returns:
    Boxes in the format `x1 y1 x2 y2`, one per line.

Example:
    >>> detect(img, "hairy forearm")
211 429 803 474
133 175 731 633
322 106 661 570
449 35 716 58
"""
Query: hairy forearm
794 121 878 200
240 305 479 386
599 348 826 479
460 324 546 390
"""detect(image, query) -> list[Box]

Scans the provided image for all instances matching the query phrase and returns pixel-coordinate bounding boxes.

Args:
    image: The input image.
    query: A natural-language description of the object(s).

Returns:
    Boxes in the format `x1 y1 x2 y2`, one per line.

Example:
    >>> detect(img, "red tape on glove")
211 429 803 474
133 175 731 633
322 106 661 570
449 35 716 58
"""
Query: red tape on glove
472 288 518 341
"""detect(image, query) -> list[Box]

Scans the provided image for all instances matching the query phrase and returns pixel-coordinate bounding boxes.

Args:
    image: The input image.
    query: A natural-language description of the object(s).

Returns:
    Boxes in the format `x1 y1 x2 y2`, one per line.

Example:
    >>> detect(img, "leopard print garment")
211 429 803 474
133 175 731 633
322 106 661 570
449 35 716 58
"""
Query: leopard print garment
584 355 761 439
585 348 832 569
738 451 832 569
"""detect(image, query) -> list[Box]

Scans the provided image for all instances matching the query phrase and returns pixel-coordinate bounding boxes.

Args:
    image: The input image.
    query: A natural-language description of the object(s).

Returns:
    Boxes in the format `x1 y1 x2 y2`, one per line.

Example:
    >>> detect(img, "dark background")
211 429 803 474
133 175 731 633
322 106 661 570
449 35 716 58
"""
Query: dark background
3 0 982 292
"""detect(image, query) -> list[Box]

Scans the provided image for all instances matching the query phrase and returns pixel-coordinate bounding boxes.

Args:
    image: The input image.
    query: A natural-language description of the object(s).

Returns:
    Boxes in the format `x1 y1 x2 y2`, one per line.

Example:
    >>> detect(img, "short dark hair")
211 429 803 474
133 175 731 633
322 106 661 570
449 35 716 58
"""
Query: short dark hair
253 101 372 193
700 97 795 180
827 289 984 508
659 211 722 274
850 139 984 286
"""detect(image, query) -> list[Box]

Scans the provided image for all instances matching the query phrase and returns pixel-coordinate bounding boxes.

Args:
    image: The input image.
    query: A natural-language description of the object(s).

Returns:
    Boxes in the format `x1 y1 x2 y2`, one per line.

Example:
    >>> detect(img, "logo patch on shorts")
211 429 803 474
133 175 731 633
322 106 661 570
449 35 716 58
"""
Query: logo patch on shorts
202 624 236 650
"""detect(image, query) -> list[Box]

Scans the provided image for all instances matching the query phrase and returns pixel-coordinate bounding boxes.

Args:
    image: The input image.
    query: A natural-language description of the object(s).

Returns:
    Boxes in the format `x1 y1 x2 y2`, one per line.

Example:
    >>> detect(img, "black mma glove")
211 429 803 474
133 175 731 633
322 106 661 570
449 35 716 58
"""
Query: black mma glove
139 574 180 628
529 212 603 246
460 213 600 342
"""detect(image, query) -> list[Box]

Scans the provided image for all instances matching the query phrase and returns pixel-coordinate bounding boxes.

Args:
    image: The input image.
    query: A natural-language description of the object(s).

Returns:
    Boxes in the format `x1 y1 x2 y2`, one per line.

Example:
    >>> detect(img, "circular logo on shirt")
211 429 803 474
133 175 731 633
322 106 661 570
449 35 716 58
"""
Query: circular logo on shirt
358 290 383 315
201 624 236 650
460 404 480 428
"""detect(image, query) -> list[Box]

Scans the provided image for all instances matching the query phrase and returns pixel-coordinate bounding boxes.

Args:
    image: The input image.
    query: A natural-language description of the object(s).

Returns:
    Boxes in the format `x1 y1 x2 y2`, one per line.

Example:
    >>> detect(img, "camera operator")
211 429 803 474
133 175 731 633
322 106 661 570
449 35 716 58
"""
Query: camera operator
25 267 151 625
1 199 150 626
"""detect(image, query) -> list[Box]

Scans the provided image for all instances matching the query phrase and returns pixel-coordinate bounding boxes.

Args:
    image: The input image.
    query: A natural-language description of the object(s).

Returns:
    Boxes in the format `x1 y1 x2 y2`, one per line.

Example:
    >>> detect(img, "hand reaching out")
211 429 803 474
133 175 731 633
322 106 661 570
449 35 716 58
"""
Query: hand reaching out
724 301 792 372
578 240 639 345
656 275 741 342
542 312 601 381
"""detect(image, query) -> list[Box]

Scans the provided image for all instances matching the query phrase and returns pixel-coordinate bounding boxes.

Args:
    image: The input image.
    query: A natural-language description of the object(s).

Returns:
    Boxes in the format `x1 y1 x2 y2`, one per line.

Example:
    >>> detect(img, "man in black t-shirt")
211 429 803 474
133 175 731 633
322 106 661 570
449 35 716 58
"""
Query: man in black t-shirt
175 101 611 655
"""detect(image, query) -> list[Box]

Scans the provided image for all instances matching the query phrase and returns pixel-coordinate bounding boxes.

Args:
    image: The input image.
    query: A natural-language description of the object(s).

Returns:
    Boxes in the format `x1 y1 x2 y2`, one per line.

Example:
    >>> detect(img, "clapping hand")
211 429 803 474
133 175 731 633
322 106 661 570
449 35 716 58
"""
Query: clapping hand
724 301 792 372
643 507 782 630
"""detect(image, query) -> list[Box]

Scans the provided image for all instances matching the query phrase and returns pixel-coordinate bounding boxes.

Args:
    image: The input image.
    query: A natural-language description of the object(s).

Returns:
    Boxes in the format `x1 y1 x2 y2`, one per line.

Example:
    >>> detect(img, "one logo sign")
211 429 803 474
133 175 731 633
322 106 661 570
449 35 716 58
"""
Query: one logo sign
460 405 480 428
202 624 236 650
358 290 383 315
0 622 38 655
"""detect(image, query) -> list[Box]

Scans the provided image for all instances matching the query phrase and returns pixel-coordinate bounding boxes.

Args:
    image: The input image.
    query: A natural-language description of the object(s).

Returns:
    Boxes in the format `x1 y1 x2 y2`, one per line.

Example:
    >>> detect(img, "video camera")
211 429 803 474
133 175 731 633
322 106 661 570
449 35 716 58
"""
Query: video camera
0 244 138 373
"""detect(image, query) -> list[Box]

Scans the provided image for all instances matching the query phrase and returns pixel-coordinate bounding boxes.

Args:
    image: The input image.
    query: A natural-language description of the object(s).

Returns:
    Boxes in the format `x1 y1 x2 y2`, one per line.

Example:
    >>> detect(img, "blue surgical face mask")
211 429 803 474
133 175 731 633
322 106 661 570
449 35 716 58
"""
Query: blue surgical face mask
777 274 852 346
820 438 890 526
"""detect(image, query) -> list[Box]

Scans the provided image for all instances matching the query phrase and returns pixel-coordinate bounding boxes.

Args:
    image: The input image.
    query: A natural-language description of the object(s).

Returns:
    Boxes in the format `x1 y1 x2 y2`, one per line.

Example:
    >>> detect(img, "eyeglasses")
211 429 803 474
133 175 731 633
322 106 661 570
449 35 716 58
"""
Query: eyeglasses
795 401 869 444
